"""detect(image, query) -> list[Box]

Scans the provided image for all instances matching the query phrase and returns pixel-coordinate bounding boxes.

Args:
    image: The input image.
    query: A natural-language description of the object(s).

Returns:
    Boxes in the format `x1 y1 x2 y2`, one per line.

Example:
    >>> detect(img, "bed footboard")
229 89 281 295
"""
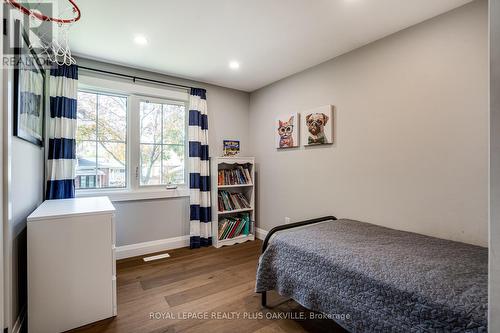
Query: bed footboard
260 215 337 307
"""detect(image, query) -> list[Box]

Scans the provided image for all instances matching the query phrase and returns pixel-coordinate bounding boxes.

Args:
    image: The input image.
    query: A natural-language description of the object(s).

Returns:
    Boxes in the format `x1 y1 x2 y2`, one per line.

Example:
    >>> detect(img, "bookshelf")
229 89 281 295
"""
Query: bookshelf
211 157 255 248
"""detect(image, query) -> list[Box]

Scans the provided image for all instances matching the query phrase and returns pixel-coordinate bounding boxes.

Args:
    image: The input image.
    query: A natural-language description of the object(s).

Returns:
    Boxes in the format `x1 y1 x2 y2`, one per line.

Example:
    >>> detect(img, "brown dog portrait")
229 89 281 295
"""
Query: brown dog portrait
306 113 329 145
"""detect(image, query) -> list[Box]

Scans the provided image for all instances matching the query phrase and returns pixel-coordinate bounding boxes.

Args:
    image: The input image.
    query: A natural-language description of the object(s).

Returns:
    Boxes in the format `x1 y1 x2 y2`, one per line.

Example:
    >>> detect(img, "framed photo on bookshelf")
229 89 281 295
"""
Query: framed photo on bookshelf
223 140 240 157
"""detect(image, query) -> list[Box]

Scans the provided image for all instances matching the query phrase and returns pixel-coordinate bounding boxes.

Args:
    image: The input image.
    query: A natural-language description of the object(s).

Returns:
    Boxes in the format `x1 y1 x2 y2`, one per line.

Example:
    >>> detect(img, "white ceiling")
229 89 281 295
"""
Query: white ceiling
70 0 474 92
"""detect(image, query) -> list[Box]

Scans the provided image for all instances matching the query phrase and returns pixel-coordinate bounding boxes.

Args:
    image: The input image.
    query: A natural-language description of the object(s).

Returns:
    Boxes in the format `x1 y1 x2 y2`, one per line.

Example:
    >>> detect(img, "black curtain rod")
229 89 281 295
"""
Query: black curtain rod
78 65 193 91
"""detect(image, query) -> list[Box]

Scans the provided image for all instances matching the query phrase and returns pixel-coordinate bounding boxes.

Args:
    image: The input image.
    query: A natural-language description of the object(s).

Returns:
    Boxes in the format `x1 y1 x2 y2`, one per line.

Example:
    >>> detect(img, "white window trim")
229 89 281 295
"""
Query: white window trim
76 187 190 202
75 73 191 201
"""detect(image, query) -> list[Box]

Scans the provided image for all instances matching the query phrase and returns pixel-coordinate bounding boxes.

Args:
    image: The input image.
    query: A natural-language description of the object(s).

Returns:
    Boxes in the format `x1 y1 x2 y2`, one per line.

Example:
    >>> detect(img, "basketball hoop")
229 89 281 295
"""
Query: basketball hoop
6 0 81 23
6 0 81 66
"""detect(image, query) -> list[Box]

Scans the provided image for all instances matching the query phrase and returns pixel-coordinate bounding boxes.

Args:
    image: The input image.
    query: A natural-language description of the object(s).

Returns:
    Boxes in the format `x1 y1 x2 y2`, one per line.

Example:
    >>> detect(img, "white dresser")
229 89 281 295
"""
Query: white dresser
27 196 117 333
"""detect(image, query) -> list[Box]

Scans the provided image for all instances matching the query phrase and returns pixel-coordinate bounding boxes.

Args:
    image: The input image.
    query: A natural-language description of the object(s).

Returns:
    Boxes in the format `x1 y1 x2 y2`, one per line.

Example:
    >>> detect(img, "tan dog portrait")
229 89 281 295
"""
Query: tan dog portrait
306 112 329 145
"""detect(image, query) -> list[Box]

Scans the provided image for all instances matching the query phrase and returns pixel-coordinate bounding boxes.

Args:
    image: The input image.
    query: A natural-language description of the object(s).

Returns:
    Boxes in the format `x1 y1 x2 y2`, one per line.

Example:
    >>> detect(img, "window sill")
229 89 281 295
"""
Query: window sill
76 188 190 202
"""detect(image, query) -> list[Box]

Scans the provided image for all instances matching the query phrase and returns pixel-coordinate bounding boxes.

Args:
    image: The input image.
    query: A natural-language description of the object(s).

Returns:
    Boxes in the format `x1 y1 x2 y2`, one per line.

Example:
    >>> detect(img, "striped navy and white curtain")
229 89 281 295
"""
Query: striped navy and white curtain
46 64 78 199
189 88 212 248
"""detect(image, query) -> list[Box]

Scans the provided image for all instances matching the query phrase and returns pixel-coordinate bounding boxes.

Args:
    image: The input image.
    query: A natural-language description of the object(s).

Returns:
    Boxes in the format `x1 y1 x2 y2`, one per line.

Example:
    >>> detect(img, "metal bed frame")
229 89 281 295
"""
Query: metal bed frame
260 215 338 307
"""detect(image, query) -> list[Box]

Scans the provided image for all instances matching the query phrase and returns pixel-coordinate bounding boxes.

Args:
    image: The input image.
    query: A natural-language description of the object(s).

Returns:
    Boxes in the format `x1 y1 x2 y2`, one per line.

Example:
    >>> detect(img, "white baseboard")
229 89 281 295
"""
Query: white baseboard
117 230 269 260
256 227 268 240
116 235 190 260
12 306 26 333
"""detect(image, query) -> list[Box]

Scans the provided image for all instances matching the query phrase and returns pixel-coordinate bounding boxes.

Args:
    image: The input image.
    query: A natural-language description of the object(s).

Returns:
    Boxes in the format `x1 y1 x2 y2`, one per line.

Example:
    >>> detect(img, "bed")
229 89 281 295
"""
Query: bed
255 217 488 333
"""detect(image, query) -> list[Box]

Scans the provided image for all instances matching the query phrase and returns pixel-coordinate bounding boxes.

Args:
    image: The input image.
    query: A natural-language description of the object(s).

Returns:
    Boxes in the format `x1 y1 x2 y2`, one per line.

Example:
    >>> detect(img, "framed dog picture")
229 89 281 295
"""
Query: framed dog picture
303 105 334 146
276 113 299 149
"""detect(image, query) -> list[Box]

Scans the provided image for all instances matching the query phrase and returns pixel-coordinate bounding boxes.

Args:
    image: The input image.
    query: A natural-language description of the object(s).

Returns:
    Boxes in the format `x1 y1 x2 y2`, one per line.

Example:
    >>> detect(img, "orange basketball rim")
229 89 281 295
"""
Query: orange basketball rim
5 0 81 24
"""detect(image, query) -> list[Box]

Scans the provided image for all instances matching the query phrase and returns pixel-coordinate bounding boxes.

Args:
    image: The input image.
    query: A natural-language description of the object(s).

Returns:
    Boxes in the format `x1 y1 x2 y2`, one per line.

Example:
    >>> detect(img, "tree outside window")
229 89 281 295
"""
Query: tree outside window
76 91 127 189
75 90 187 191
139 101 185 186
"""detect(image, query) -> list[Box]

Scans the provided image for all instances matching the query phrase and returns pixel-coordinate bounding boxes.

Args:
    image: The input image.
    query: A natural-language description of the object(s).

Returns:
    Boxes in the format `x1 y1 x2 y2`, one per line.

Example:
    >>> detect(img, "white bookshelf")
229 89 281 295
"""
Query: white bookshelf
211 157 255 248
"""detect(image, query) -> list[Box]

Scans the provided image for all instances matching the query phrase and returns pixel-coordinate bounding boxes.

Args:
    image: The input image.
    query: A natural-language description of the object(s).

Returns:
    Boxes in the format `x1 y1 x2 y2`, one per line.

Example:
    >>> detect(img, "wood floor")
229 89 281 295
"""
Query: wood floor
69 240 347 333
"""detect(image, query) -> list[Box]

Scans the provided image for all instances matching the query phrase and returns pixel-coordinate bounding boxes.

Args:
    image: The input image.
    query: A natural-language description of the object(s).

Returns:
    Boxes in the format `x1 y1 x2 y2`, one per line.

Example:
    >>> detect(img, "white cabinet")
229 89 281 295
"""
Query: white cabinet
27 196 116 333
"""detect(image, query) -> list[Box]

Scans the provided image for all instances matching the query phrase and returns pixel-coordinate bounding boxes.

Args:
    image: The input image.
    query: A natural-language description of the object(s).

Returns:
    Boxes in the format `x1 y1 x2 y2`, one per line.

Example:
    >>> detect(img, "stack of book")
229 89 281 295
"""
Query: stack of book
218 214 251 240
218 166 252 186
218 190 251 212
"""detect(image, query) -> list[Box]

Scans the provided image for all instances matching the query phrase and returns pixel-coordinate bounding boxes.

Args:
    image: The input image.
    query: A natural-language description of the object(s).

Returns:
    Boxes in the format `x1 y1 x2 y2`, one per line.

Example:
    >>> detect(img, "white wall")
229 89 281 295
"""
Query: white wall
249 0 488 246
113 198 189 245
9 139 43 326
490 0 500 329
3 50 44 329
75 58 250 246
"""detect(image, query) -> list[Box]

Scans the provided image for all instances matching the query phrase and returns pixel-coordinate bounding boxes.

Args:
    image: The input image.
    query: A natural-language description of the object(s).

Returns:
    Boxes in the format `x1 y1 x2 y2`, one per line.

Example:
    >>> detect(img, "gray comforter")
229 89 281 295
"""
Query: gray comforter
255 219 487 332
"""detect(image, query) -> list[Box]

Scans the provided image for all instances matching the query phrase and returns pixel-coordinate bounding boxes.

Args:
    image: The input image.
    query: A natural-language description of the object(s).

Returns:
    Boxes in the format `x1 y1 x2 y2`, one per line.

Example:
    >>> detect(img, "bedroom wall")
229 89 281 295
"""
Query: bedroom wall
75 58 250 246
489 0 500 329
248 0 488 246
8 139 43 328
3 37 45 331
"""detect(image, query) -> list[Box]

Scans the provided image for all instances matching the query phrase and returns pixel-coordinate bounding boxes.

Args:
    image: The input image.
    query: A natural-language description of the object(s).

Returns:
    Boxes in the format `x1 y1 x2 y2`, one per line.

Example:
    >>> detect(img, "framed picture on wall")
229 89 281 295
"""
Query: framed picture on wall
13 20 46 146
276 113 299 149
303 105 334 146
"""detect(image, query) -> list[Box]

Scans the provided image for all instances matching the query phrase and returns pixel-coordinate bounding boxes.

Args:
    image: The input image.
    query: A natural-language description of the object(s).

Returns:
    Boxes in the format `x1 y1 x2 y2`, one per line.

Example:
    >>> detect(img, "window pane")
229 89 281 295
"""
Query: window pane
97 142 126 188
140 102 162 144
163 104 185 144
76 90 128 191
140 144 162 185
162 145 185 185
77 92 96 141
97 94 127 142
79 176 87 189
88 176 95 188
139 100 186 187
76 141 97 190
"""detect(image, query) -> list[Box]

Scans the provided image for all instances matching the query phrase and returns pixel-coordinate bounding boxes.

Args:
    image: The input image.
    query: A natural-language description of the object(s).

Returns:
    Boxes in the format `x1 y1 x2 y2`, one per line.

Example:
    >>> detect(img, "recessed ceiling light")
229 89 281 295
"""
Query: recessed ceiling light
229 61 240 70
134 34 148 46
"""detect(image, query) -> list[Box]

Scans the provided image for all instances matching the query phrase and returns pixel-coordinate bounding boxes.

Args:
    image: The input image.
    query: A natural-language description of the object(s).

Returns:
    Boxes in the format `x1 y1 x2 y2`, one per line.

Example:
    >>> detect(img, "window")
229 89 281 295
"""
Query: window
139 99 185 186
75 84 188 196
76 91 127 190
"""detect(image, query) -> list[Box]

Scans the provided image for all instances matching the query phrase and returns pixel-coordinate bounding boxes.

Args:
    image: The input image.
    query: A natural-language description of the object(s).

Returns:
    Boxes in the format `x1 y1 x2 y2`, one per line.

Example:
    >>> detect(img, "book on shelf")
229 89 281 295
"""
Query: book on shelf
218 213 251 240
218 166 252 186
218 190 251 212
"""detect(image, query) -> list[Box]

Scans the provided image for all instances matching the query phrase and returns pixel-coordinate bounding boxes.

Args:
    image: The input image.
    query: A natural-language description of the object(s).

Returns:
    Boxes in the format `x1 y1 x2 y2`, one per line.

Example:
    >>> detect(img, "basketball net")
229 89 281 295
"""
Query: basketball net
7 0 81 66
